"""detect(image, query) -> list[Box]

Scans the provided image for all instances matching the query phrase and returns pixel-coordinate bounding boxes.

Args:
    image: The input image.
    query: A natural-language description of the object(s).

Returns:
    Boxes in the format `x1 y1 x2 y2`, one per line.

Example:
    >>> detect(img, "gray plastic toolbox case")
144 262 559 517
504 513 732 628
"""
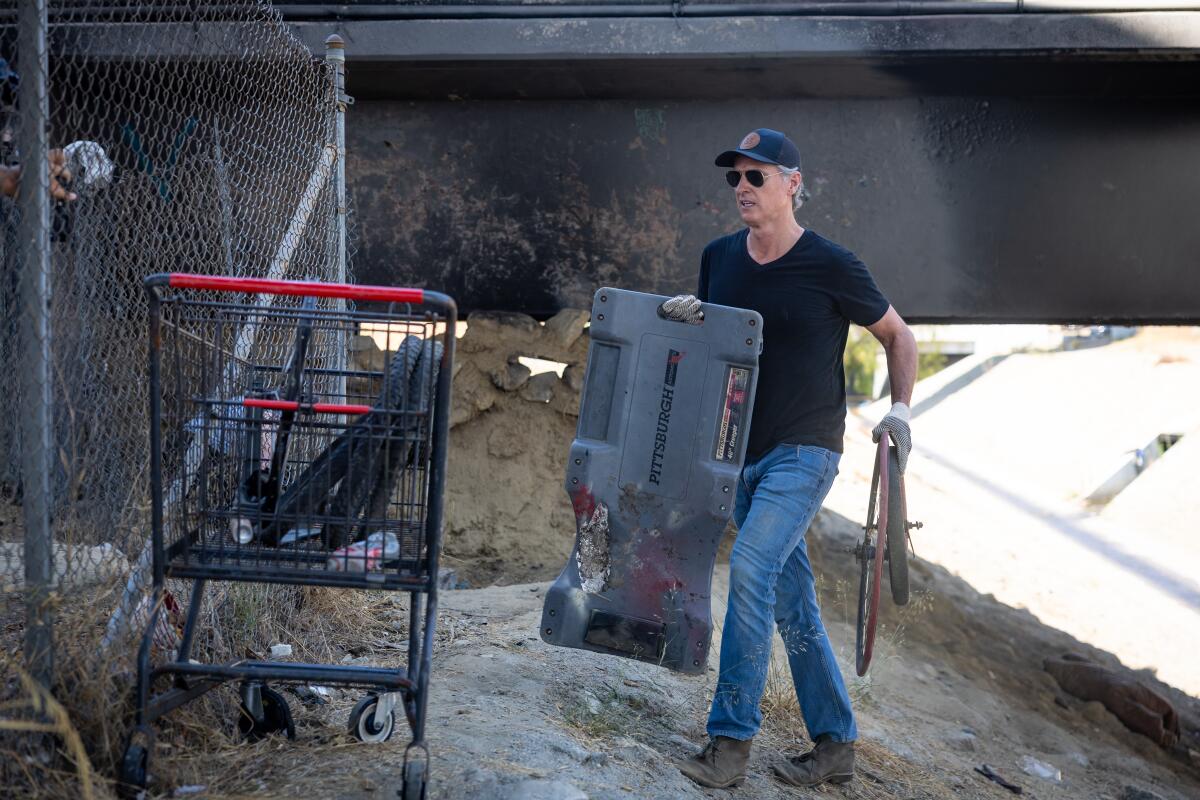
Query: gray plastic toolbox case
540 288 762 674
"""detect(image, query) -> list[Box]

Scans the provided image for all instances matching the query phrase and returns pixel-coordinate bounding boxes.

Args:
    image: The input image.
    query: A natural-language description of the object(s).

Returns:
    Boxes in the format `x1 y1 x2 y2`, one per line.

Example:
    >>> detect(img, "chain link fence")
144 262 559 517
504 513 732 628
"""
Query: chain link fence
0 2 354 793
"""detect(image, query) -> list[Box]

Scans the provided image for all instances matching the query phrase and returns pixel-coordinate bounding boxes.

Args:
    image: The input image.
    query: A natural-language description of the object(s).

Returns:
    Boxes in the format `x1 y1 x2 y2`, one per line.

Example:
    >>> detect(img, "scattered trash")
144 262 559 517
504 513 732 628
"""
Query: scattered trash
975 764 1023 795
269 643 293 659
293 685 331 706
1018 755 1062 783
173 786 207 797
326 531 400 572
278 525 323 546
438 567 461 590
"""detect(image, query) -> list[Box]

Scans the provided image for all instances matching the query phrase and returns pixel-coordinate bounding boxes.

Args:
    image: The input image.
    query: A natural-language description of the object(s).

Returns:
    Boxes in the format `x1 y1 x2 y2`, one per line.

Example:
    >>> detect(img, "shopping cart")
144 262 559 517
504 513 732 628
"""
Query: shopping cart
121 274 456 800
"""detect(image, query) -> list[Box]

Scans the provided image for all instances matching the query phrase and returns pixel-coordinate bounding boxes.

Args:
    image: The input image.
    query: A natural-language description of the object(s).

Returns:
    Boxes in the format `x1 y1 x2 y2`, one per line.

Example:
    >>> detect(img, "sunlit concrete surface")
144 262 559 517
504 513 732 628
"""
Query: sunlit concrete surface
829 328 1200 696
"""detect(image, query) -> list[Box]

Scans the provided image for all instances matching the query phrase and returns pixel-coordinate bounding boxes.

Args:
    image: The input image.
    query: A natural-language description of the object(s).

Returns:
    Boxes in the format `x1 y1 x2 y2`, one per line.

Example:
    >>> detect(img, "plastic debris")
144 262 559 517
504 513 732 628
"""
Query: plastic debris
269 643 293 659
326 531 400 572
1018 755 1062 783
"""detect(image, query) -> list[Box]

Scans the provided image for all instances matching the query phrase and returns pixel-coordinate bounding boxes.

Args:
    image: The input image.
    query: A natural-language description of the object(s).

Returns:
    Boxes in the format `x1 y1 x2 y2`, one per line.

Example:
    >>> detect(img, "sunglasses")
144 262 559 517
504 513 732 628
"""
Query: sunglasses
725 168 784 188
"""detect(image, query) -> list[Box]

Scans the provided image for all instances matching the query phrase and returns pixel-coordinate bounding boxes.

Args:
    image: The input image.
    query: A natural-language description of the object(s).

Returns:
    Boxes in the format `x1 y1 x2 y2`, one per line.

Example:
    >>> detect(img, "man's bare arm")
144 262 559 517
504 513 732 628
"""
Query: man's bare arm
866 305 917 406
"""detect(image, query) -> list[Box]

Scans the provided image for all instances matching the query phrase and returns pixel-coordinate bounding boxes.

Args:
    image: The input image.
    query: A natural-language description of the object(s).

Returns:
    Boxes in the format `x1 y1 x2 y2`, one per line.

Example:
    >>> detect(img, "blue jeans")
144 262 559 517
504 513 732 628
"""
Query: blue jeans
706 443 857 743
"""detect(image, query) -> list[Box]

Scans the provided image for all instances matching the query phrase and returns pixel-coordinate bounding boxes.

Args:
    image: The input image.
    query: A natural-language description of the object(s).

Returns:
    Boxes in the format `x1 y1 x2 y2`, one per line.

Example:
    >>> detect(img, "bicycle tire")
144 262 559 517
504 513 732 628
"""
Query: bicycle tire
855 434 890 676
359 339 443 536
885 445 909 606
266 335 423 546
324 336 435 549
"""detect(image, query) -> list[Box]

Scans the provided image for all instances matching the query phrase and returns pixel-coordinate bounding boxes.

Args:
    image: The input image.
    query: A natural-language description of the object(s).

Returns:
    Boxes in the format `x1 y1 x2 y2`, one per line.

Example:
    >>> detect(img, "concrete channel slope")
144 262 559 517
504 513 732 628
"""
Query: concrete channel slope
835 328 1200 697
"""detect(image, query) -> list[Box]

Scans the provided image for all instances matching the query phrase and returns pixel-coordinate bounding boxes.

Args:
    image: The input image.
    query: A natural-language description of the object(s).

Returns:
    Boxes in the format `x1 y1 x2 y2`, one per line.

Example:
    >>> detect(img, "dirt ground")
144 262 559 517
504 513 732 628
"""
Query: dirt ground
143 505 1200 800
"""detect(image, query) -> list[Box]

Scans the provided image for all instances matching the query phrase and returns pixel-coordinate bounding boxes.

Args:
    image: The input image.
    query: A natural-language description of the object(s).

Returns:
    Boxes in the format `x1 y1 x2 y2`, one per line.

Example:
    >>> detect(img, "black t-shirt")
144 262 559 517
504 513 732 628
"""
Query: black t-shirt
698 228 890 460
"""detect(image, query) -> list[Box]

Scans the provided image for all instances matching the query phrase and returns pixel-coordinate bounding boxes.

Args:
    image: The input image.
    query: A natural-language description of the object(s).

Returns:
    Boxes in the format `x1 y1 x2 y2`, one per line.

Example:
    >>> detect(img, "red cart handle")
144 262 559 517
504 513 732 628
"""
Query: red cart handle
149 273 430 305
244 398 373 416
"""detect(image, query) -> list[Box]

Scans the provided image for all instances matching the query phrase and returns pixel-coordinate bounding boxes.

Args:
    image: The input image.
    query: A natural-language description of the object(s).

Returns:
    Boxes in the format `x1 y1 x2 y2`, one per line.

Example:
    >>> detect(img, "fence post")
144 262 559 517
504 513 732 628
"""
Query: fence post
326 33 348 404
16 0 54 689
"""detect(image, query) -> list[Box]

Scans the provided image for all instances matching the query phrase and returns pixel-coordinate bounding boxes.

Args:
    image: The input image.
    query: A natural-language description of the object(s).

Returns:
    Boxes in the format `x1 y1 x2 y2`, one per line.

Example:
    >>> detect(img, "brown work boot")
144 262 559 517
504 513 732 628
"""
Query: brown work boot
772 735 855 787
677 735 752 789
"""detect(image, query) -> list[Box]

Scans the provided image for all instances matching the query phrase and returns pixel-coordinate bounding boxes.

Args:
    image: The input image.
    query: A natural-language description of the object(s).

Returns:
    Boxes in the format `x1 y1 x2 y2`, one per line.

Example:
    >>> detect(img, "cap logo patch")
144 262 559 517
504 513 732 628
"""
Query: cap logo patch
740 131 760 149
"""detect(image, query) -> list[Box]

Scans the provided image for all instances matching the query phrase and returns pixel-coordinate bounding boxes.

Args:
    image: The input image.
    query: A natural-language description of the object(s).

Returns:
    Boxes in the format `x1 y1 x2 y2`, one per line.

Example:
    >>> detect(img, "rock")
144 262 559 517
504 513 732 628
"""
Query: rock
1081 700 1113 726
500 779 587 800
520 372 557 403
1121 787 1165 800
468 310 541 339
945 730 977 753
492 361 532 392
580 690 602 715
349 334 386 372
544 308 590 350
562 363 584 393
583 751 609 766
668 734 698 751
612 736 662 764
550 740 590 762
451 361 498 426
1034 669 1060 691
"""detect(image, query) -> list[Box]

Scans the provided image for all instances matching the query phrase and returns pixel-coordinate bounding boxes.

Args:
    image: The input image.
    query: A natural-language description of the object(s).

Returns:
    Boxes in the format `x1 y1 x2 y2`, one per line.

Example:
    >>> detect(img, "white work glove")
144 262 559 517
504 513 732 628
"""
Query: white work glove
872 402 912 474
660 294 704 324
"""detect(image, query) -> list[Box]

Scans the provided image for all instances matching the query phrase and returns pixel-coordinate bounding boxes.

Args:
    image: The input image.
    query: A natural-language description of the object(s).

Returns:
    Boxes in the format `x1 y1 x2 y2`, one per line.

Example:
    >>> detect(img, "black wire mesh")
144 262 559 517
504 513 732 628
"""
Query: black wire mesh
153 290 444 590
0 0 351 614
0 3 356 793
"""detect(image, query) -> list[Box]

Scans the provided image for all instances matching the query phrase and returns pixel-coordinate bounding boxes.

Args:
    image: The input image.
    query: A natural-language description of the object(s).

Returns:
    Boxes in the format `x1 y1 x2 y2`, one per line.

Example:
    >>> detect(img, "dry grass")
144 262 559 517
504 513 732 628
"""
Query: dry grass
0 668 102 800
2 572 402 799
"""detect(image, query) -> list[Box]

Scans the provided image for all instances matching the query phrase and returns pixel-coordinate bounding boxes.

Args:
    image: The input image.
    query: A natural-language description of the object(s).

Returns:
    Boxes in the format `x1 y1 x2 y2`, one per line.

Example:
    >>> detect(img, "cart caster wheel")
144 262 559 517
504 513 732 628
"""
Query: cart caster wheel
118 743 148 798
349 694 395 743
402 758 427 800
238 685 296 741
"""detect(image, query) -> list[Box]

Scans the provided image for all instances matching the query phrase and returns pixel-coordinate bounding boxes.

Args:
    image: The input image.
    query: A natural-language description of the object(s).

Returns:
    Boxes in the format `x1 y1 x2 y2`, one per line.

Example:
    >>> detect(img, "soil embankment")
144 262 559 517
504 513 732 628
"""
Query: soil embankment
198 321 1200 800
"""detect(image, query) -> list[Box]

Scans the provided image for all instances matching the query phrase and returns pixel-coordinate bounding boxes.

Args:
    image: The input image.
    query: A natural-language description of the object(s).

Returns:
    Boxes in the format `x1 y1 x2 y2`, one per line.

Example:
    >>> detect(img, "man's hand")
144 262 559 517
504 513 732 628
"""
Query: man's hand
48 148 76 201
0 148 77 202
661 294 704 324
872 401 911 474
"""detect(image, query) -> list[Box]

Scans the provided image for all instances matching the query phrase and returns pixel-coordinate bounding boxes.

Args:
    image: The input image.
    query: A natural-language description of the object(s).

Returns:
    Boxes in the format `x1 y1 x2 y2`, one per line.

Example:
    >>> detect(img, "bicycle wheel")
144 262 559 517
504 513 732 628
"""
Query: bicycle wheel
885 445 909 606
855 435 890 676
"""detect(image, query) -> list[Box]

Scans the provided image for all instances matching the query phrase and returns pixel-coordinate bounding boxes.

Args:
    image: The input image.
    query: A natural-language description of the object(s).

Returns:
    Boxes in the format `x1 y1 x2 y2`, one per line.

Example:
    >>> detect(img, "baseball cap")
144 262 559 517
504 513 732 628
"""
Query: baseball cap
715 128 801 170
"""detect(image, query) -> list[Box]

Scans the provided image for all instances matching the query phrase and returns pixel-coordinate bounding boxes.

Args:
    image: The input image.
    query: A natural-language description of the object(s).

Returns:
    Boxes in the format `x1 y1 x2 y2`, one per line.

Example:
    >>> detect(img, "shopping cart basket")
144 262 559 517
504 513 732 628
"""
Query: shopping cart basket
121 274 456 800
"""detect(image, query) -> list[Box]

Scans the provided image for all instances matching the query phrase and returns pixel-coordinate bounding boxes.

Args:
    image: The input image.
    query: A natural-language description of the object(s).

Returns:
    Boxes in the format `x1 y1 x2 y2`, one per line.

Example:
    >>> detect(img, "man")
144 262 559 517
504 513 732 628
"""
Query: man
667 128 916 789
